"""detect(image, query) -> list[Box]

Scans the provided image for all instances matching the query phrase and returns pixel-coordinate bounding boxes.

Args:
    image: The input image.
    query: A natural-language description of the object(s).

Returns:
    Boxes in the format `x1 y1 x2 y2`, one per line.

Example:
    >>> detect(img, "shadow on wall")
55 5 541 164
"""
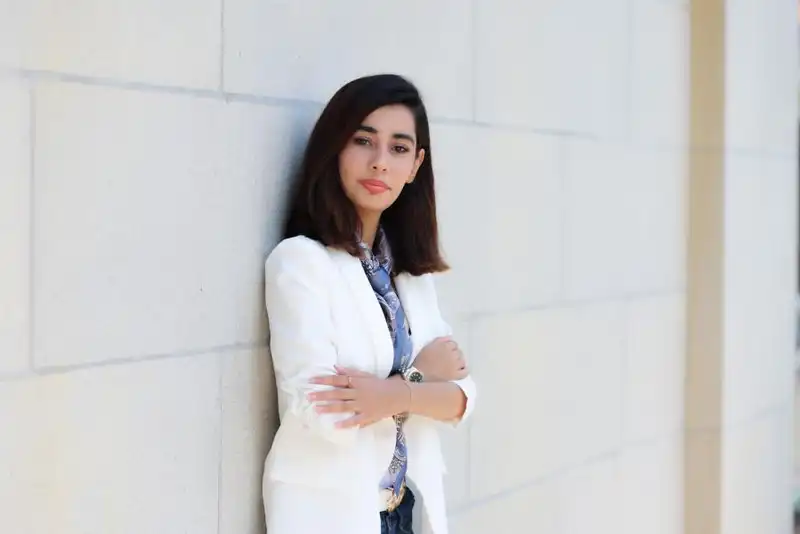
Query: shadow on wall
253 102 322 352
233 106 322 534
253 103 323 504
258 104 322 339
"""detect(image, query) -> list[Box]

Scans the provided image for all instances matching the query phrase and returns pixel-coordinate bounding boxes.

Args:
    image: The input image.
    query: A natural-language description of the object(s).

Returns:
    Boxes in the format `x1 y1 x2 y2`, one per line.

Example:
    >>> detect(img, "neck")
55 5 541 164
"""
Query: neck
358 211 381 249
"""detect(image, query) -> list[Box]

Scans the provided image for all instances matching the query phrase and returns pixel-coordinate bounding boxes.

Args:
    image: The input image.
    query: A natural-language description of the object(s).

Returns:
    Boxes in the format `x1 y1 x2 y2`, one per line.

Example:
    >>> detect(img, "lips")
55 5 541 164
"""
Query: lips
359 179 390 194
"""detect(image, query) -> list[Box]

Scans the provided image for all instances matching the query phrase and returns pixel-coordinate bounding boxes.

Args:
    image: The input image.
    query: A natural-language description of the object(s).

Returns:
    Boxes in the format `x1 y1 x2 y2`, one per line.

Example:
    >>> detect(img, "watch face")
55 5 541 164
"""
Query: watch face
408 370 424 383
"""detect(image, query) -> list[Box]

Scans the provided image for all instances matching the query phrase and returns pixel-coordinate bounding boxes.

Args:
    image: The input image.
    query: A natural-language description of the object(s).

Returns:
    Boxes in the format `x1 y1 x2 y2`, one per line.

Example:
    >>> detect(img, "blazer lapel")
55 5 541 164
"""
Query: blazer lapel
328 247 394 374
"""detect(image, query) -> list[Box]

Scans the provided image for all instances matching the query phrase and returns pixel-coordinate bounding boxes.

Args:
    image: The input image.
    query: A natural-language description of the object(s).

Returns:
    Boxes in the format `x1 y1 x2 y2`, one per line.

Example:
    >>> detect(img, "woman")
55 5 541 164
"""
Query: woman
262 73 476 534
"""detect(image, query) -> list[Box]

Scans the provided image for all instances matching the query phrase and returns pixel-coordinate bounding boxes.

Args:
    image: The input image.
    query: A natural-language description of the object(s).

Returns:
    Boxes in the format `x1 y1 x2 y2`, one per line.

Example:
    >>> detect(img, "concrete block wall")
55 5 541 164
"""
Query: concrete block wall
0 1 793 533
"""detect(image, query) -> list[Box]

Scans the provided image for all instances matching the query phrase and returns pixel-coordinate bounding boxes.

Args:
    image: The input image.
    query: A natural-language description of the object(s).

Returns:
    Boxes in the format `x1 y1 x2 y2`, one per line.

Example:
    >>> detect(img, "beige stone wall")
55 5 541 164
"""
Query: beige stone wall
0 1 794 533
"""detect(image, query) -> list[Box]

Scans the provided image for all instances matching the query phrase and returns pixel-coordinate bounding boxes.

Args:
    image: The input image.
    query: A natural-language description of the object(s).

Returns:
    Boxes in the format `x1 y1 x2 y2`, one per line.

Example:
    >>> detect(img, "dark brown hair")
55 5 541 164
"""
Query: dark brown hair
283 73 448 276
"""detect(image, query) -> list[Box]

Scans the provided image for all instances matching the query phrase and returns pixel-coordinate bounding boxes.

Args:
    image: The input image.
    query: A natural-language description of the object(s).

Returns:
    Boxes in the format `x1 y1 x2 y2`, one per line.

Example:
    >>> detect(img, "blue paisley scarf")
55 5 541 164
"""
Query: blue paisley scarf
358 227 413 495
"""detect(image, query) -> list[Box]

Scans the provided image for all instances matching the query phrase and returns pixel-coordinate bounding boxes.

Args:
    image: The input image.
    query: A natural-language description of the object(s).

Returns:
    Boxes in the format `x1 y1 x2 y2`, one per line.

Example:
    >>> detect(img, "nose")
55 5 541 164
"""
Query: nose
370 149 389 173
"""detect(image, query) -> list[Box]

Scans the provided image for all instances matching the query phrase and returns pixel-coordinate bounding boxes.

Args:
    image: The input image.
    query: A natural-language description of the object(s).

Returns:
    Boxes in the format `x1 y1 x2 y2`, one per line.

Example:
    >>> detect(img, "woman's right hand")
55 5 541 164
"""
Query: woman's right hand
411 336 469 382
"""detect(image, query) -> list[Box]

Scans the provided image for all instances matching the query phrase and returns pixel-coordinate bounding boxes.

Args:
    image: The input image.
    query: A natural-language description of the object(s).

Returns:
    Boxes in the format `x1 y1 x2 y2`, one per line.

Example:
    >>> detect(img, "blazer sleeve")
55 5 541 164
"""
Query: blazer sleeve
264 237 359 446
425 274 477 426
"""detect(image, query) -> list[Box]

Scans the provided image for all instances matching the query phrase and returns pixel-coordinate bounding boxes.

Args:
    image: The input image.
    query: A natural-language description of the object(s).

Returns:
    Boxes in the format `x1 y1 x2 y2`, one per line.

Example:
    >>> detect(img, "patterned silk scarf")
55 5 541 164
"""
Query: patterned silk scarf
358 228 413 495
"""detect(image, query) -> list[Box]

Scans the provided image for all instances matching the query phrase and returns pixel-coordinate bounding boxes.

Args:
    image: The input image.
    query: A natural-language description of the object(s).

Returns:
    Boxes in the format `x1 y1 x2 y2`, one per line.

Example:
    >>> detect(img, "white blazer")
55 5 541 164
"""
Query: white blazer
261 236 476 534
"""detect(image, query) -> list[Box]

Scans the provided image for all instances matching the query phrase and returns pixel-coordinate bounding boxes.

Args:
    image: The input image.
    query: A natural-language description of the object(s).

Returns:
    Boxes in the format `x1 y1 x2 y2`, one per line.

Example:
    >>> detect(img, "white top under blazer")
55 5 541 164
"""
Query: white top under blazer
261 236 477 534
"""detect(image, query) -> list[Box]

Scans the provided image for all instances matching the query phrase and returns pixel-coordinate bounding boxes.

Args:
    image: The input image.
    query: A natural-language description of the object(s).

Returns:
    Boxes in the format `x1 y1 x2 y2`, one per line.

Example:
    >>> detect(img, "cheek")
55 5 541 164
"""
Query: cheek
338 150 371 204
338 148 366 185
388 159 415 187
338 150 353 177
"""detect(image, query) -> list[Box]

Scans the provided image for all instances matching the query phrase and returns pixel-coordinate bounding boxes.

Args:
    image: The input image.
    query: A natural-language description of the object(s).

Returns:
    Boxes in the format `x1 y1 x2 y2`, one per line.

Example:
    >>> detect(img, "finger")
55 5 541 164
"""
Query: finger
334 365 373 378
442 340 458 353
315 401 358 414
309 374 350 388
335 413 370 429
308 388 356 402
445 350 462 366
356 417 380 428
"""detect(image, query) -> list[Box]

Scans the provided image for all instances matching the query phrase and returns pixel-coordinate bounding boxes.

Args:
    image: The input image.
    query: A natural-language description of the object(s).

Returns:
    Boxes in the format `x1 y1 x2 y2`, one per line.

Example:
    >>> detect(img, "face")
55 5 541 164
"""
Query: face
338 104 425 221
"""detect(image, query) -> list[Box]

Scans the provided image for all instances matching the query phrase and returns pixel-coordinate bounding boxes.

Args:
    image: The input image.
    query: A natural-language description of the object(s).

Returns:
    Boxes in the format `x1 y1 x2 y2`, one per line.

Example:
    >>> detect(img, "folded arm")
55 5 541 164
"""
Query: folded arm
313 274 478 428
389 375 468 422
420 274 477 426
265 239 359 446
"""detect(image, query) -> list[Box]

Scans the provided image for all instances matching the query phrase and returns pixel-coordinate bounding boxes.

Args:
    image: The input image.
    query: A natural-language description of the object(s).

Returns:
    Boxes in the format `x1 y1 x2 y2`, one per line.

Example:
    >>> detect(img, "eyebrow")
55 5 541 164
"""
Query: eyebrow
357 124 416 145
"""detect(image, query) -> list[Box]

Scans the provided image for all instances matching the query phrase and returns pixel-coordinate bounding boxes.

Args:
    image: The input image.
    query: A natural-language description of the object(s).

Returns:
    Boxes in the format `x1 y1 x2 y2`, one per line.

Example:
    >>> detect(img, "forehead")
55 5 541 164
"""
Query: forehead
360 104 416 132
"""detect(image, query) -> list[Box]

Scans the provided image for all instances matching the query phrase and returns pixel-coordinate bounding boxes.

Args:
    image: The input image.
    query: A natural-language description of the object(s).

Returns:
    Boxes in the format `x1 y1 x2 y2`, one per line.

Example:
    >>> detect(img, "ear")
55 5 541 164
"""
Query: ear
409 148 426 183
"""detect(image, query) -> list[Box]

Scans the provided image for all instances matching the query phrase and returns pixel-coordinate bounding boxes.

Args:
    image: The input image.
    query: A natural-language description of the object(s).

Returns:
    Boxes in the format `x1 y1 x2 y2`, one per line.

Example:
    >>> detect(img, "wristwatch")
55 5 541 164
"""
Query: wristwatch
402 366 424 383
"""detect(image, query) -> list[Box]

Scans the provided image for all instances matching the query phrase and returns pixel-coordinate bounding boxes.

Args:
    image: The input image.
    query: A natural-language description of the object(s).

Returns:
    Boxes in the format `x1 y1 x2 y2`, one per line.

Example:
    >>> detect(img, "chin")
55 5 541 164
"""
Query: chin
355 197 395 215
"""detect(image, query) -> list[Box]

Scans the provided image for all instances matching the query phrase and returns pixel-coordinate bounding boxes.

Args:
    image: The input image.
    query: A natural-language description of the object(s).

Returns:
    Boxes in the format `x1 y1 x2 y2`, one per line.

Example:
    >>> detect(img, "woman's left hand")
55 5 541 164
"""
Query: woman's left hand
308 366 409 429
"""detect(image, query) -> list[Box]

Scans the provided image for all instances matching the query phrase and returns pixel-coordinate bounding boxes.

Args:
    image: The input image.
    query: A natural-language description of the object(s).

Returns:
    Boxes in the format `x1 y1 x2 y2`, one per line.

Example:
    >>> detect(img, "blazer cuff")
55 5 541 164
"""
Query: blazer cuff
300 406 360 446
286 383 361 446
447 375 477 427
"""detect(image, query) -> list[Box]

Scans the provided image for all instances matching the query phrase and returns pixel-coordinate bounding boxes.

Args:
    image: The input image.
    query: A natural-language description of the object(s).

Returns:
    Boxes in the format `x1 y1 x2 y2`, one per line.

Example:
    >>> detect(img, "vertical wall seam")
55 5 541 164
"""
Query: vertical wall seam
469 0 477 121
557 138 568 300
625 0 635 144
216 354 225 534
28 80 36 371
219 0 226 93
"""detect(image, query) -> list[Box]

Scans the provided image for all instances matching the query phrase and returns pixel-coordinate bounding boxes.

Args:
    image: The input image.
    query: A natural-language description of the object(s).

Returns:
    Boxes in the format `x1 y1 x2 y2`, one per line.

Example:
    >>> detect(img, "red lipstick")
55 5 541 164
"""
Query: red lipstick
359 179 390 194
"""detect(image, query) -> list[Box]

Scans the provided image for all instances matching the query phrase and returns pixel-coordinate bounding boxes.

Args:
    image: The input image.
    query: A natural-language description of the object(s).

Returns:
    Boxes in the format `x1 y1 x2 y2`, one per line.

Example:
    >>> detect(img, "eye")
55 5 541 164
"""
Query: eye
392 145 410 154
353 136 371 146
